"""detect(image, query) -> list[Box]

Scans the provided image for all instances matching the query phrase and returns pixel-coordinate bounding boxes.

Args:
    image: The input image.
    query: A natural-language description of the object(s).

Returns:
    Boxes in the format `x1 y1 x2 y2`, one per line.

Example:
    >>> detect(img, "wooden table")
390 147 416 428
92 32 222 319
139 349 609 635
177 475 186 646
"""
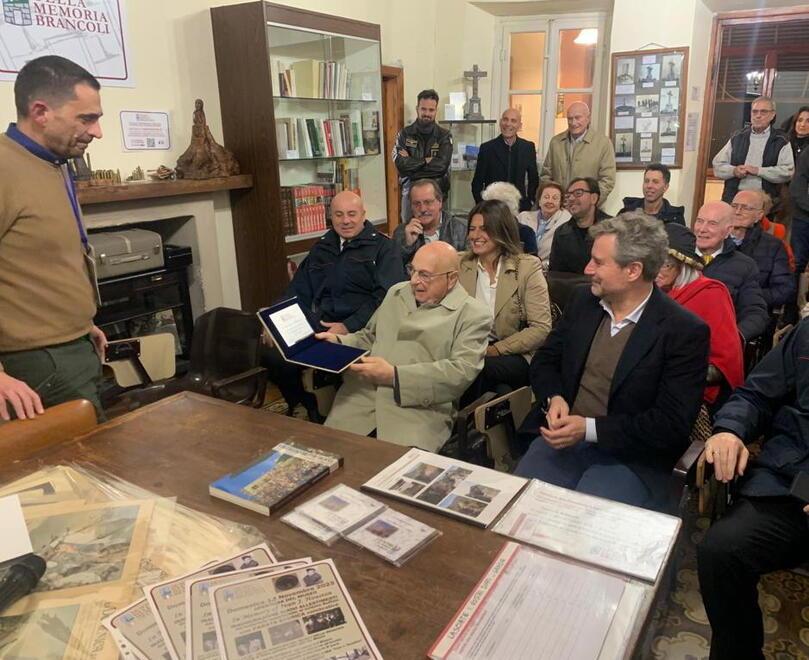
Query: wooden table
1 392 663 658
1 393 508 658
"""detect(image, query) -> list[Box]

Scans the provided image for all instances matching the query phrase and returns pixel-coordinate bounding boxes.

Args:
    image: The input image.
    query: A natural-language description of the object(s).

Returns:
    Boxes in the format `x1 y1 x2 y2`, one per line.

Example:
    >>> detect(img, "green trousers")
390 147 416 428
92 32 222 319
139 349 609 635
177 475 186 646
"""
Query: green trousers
0 335 105 421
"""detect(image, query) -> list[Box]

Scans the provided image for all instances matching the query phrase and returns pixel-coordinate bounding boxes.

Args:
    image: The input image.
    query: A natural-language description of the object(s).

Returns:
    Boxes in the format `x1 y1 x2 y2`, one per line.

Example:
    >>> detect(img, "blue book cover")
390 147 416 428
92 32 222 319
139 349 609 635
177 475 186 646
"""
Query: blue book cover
210 442 342 515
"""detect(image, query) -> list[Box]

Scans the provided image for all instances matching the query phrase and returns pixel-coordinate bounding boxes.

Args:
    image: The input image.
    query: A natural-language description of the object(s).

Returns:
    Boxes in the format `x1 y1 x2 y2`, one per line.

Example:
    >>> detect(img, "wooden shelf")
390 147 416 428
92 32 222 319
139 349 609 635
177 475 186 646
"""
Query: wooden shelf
77 175 253 205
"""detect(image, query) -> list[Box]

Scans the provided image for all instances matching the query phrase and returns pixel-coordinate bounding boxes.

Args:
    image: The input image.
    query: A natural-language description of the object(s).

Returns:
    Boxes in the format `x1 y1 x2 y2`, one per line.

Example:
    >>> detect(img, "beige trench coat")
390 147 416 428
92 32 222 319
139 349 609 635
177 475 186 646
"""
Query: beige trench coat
540 127 617 203
324 281 491 451
458 253 552 362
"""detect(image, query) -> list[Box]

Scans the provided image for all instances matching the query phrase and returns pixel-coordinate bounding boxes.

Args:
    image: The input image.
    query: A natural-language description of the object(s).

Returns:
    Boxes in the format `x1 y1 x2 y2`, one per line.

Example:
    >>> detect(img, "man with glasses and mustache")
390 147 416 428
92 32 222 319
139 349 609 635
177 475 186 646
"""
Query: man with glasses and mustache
730 190 795 313
548 177 613 273
392 179 468 265
0 56 107 421
316 242 490 451
713 96 794 210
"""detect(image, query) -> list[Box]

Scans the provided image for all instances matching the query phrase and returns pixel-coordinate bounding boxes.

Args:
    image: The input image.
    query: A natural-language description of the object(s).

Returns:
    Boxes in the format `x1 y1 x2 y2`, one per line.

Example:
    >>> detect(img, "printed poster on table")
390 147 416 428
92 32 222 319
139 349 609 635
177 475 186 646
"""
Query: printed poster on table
0 0 133 87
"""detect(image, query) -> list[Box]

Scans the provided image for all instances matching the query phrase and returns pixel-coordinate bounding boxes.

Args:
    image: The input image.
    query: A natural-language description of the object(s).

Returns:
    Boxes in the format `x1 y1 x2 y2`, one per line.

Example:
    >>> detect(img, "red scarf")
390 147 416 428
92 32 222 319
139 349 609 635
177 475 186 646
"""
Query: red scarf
669 276 745 403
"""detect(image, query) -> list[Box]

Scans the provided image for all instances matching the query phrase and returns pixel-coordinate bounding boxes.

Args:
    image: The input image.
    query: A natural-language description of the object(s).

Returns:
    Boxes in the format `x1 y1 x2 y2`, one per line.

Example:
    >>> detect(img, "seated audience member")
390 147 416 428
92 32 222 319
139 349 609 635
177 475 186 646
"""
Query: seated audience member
758 192 795 272
458 200 552 403
731 190 795 309
548 177 612 274
656 224 744 410
518 180 571 263
318 242 491 451
619 163 685 225
392 179 467 264
262 191 405 420
695 201 769 342
697 320 809 660
514 213 709 509
480 181 538 255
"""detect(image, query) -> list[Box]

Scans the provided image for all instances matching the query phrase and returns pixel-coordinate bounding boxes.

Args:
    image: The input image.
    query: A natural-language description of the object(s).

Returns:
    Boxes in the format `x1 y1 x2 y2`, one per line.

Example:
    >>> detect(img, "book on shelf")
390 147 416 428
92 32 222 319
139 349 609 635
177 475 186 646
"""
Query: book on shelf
275 58 353 99
361 110 380 154
209 441 342 515
277 115 375 160
279 165 360 237
280 184 333 236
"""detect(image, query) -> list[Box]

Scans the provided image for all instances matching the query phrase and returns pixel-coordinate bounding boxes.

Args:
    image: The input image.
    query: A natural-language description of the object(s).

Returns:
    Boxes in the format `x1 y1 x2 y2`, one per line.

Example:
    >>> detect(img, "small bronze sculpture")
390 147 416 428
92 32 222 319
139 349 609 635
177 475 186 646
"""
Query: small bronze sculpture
176 99 240 179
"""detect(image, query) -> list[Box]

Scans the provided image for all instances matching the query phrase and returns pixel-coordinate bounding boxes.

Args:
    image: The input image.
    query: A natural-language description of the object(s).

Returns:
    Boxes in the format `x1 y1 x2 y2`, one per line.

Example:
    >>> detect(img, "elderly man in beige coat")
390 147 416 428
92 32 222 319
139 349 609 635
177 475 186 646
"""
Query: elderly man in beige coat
541 102 616 205
317 242 491 451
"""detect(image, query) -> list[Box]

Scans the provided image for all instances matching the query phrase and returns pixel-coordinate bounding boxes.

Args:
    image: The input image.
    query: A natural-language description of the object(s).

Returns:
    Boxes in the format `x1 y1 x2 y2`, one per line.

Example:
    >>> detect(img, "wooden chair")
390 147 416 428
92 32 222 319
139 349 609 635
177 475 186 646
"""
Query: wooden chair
0 399 97 463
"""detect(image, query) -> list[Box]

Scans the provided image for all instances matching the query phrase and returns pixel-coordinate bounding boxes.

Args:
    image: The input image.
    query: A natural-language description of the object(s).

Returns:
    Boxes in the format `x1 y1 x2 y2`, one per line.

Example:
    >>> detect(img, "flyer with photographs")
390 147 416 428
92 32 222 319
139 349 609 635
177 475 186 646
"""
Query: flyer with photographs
104 597 169 660
209 560 381 660
493 480 681 583
185 559 312 660
362 449 527 528
610 47 689 169
295 484 385 534
346 508 440 566
144 544 277 660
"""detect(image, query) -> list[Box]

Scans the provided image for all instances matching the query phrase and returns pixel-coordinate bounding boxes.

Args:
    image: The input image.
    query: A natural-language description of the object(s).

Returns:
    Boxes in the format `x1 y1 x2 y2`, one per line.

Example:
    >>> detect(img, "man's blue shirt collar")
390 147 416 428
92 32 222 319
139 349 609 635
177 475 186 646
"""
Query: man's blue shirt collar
5 123 66 165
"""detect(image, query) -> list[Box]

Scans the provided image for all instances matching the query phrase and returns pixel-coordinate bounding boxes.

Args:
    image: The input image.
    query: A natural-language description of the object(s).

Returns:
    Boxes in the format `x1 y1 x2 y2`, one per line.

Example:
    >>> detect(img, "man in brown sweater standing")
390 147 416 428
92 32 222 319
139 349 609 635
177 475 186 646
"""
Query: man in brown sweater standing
0 56 105 420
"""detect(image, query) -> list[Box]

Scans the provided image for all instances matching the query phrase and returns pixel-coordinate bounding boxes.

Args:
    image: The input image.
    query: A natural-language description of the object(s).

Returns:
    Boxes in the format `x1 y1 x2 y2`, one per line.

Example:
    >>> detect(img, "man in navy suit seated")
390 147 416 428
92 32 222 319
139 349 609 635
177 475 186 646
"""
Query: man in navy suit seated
515 212 709 510
697 319 809 660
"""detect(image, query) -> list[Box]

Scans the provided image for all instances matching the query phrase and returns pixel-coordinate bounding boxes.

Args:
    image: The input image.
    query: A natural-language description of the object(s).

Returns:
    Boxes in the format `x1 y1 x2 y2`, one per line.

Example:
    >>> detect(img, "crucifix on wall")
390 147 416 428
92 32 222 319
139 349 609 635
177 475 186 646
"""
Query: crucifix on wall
464 64 487 120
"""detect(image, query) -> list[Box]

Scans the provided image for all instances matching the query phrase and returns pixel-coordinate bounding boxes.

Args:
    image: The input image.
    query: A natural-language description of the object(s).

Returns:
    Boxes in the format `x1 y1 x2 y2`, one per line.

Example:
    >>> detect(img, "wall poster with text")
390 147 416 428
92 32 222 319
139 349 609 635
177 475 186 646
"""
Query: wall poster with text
0 0 132 87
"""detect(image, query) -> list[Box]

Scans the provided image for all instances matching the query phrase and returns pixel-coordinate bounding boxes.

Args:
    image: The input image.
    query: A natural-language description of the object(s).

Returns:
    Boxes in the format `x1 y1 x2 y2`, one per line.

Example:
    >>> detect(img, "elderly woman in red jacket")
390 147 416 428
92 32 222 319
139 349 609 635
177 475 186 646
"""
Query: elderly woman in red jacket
656 223 744 410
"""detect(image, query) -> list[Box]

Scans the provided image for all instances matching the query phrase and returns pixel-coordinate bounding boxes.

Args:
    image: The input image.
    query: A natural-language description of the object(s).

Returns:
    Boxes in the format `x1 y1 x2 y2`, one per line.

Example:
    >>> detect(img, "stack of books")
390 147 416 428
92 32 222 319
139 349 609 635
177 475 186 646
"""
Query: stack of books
275 58 353 99
275 112 378 160
279 185 333 236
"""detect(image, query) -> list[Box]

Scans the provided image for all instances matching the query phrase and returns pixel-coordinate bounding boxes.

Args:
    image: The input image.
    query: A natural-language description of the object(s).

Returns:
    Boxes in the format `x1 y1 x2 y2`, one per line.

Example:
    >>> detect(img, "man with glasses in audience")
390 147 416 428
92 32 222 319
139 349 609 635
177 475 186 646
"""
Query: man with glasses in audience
316 242 490 451
730 190 795 314
713 96 794 210
392 179 468 264
548 177 612 273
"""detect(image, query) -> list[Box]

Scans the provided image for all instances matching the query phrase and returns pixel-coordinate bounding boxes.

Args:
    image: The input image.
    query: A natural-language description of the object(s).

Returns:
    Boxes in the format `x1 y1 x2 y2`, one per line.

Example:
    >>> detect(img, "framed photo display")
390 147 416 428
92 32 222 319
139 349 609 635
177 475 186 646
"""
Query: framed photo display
610 47 689 169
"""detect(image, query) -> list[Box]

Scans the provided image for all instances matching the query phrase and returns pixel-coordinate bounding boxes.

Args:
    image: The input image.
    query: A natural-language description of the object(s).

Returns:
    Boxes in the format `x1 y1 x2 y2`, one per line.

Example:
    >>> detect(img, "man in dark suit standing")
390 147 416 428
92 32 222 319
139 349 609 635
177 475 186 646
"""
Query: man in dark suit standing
471 108 538 212
515 212 709 509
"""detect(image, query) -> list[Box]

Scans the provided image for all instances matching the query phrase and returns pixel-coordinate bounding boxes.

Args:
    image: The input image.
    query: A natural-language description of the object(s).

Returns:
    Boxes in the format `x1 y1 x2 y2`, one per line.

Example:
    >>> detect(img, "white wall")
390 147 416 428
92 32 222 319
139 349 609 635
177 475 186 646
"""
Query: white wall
602 0 712 218
0 0 493 172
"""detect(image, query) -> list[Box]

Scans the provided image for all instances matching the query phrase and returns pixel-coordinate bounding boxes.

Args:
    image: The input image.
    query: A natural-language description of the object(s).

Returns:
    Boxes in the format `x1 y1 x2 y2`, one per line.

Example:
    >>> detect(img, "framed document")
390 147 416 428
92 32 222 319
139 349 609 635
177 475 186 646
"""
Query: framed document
610 46 689 169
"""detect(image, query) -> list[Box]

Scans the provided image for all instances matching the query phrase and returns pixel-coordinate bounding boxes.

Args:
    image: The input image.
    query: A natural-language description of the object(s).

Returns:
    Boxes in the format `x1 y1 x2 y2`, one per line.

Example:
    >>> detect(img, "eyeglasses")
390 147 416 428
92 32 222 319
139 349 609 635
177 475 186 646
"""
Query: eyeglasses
406 265 456 283
412 198 438 208
751 109 774 115
564 189 591 199
730 203 763 213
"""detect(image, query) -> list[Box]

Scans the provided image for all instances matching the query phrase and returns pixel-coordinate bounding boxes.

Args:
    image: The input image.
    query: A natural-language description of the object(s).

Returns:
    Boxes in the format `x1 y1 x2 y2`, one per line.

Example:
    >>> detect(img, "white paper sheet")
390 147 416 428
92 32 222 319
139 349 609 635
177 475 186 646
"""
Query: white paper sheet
429 542 626 660
269 304 313 347
493 480 680 582
0 495 33 562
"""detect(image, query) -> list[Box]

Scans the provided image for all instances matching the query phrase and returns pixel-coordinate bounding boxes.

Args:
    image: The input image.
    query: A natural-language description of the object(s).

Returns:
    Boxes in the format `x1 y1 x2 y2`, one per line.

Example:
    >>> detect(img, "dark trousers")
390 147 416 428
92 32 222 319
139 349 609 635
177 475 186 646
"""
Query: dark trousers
260 345 308 409
0 335 104 420
514 439 653 508
461 353 530 407
697 495 809 660
790 215 809 287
